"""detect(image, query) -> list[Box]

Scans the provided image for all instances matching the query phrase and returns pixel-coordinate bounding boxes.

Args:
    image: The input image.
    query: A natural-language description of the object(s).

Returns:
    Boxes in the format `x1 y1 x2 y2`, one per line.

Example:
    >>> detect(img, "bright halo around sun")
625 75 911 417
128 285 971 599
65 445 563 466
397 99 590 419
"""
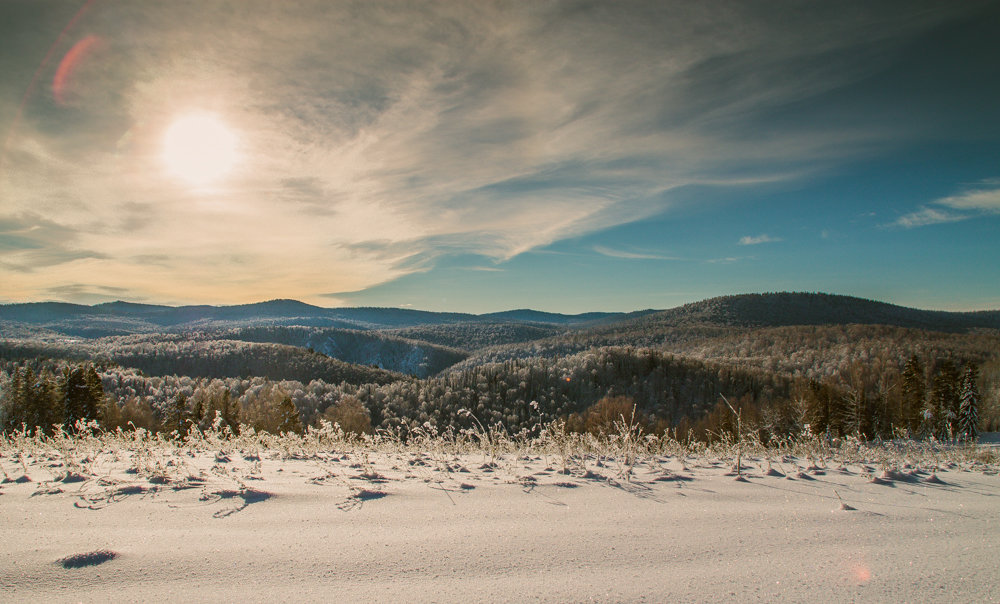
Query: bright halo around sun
162 113 239 186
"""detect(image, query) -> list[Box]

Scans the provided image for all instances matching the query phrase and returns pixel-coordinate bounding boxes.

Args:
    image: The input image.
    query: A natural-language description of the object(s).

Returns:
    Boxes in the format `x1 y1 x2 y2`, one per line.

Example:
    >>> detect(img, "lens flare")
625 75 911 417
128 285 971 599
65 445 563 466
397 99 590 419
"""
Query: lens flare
52 34 105 105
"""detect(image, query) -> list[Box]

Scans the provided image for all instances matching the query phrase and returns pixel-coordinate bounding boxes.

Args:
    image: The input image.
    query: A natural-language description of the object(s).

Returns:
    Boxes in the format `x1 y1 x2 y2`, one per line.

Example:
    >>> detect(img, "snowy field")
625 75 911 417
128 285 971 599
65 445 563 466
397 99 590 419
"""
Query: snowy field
2 433 998 603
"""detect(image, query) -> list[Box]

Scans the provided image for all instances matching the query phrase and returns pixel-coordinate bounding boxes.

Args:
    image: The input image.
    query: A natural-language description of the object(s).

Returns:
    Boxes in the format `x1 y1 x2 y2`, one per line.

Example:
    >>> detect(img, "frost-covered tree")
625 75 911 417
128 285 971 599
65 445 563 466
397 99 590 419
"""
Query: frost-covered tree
321 395 371 434
958 364 980 442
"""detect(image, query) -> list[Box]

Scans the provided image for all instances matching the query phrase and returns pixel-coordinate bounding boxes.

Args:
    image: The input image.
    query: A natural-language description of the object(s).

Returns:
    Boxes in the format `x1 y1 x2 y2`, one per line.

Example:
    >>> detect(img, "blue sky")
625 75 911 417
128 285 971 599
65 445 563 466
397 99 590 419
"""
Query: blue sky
1 1 998 313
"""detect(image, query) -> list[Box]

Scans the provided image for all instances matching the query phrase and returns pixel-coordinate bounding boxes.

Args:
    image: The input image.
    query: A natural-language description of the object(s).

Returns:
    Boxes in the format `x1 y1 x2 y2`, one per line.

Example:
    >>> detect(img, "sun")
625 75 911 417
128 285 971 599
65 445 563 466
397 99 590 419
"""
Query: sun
161 113 239 186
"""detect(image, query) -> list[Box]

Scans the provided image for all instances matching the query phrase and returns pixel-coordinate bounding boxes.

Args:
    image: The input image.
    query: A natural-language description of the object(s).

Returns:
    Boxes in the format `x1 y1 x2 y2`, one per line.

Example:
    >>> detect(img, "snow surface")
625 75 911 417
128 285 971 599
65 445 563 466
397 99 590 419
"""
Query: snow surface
1 450 997 602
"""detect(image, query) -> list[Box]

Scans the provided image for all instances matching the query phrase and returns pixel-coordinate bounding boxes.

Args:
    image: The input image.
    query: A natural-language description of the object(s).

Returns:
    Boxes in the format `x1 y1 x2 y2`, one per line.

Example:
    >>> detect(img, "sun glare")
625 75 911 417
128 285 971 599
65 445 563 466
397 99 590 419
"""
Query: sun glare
161 113 239 186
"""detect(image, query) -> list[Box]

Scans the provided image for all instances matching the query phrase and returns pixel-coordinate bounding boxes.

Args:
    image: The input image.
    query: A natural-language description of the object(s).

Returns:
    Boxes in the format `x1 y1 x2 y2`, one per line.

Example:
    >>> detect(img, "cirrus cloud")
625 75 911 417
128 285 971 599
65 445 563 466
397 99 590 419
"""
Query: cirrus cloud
739 234 782 246
892 182 1000 228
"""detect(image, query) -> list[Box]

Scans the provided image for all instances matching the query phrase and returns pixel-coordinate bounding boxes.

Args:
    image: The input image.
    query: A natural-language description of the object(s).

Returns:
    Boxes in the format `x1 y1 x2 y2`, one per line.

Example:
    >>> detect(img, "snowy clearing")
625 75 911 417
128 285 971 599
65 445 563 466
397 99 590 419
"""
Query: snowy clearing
2 437 997 603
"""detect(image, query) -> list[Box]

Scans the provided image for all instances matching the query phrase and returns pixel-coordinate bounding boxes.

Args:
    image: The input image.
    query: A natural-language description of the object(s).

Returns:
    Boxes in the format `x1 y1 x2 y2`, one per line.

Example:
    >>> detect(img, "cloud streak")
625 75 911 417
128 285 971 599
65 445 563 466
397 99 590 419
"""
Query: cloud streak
0 213 107 273
593 245 680 261
892 183 1000 228
739 234 782 246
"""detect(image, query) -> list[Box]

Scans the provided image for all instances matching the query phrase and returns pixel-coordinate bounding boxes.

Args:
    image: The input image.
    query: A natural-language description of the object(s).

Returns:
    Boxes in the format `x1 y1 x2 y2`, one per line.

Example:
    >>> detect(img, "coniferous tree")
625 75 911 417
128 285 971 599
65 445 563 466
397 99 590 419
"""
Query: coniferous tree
85 365 104 405
61 364 102 430
2 366 58 433
927 360 960 439
958 364 981 442
207 389 239 430
276 395 303 434
803 379 833 436
1 366 28 432
166 393 190 434
900 355 926 433
192 398 205 427
23 369 58 433
222 390 239 428
1 367 25 430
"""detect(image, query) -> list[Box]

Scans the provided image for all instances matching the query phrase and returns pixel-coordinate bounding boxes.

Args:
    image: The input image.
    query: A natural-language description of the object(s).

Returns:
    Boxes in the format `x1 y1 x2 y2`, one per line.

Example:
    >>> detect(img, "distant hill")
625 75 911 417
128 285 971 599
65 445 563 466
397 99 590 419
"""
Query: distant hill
385 322 566 351
626 293 1000 331
446 293 1000 375
3 292 998 345
0 299 626 335
223 326 467 377
0 336 404 386
479 309 630 325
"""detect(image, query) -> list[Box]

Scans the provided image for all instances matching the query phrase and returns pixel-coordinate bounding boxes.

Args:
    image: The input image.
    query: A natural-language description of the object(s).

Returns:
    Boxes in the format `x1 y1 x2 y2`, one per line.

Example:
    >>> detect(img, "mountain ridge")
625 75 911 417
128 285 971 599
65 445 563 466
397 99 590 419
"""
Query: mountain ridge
0 298 627 331
2 292 999 336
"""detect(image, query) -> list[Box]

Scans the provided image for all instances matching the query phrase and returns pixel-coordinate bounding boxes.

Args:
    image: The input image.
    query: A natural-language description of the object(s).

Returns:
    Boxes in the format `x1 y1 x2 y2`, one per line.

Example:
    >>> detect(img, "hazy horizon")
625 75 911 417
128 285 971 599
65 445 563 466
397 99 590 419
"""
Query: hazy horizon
2 1 999 314
3 290 999 316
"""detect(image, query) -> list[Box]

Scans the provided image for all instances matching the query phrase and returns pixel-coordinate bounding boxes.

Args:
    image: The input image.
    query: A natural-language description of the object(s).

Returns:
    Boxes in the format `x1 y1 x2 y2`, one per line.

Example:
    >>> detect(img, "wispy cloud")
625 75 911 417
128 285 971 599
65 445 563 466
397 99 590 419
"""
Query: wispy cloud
705 257 745 264
935 187 1000 212
0 213 107 273
593 245 680 261
892 207 967 228
41 284 140 305
739 234 781 246
892 182 1000 228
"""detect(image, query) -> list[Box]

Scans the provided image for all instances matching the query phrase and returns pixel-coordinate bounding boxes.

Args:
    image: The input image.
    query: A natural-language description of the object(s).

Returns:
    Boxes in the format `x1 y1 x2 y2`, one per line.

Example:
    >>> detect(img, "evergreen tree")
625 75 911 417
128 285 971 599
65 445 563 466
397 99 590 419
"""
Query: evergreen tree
958 364 980 442
803 379 838 436
192 398 205 427
61 364 102 431
166 393 190 435
23 369 58 433
928 360 960 440
206 389 239 430
276 395 303 434
900 355 926 432
221 389 239 428
1 366 26 432
85 365 105 408
1 366 57 433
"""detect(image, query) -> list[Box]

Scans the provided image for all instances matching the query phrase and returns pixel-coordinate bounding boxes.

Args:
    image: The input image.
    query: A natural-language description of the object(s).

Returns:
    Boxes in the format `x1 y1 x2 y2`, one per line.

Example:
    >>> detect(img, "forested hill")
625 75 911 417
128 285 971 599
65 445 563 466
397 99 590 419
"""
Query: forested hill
0 299 626 336
607 293 1000 332
445 294 1000 377
0 337 404 386
222 326 467 378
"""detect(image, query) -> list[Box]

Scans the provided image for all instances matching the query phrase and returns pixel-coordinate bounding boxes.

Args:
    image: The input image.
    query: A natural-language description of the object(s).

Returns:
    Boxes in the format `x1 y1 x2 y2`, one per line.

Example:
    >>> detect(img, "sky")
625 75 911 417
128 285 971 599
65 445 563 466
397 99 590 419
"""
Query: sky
1 0 999 314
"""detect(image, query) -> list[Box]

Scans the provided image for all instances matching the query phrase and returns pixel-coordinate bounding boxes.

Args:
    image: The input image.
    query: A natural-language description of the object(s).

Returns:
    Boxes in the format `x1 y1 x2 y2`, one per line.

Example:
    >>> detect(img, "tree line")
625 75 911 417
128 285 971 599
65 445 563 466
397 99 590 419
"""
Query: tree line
0 360 314 436
0 349 991 442
688 354 984 443
1 363 105 433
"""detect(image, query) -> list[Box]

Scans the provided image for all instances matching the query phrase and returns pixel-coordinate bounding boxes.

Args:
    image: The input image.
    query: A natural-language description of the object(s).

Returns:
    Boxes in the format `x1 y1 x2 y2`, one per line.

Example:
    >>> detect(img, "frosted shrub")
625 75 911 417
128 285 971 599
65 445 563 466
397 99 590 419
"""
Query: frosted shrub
1 419 996 473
